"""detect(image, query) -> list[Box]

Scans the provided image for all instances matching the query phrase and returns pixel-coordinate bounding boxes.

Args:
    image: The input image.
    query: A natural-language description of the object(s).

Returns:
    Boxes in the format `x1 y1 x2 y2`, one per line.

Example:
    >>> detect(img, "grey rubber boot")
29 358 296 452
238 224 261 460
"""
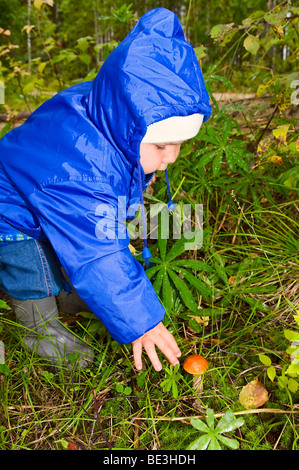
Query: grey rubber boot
10 296 94 369
58 288 92 315
57 268 92 315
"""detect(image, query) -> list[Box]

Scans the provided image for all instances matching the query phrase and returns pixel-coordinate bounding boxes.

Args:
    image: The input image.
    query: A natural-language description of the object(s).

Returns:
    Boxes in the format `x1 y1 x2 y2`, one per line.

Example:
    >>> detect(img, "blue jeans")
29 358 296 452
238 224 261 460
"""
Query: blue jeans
0 239 64 300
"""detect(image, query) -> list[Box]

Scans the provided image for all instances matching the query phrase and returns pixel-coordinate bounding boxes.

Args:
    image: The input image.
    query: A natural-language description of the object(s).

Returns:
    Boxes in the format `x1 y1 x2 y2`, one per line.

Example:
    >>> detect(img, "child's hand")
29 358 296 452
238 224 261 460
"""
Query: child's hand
132 322 181 371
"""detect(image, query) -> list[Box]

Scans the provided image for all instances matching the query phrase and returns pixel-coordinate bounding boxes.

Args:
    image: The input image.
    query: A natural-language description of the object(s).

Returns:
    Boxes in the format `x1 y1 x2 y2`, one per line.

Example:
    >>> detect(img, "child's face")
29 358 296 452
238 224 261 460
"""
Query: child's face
140 142 183 174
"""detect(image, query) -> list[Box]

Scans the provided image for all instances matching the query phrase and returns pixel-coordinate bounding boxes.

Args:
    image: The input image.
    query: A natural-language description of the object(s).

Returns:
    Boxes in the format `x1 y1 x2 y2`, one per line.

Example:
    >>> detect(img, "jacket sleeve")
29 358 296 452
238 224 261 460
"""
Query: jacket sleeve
29 178 165 344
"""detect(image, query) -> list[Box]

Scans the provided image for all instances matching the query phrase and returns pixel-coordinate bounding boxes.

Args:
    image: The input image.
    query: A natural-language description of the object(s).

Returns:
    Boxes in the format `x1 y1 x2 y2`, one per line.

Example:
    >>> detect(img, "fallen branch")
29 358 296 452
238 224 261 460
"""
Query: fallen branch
124 407 299 423
0 112 31 122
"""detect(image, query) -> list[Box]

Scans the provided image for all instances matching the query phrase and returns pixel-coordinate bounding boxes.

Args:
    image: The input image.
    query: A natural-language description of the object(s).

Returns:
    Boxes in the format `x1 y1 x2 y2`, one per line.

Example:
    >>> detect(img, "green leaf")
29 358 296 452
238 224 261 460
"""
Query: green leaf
284 329 299 342
215 410 244 434
222 120 233 142
165 238 188 262
152 268 164 296
243 35 260 55
115 383 123 393
158 232 167 261
217 434 240 450
212 153 222 176
208 435 222 450
208 75 233 91
162 269 173 312
210 23 234 41
0 364 11 376
172 259 214 272
190 417 210 433
267 366 276 382
0 300 11 310
278 375 288 388
259 354 272 366
76 36 93 52
197 149 219 168
167 268 198 312
187 434 211 450
193 45 207 60
172 380 178 398
286 363 299 376
172 266 212 301
78 54 91 66
287 378 298 393
145 263 162 280
206 408 215 430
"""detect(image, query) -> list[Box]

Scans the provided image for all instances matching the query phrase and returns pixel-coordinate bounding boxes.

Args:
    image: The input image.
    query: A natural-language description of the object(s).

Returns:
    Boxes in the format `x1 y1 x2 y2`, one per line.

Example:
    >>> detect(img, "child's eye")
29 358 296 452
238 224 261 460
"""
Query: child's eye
156 145 165 150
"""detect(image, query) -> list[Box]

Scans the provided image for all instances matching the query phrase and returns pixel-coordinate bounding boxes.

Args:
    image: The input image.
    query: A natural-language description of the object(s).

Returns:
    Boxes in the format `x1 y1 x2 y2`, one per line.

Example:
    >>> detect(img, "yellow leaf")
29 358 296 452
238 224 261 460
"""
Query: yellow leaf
128 244 136 253
256 79 274 98
272 125 290 145
34 0 43 9
188 314 210 327
273 25 284 38
239 378 269 409
22 25 35 34
257 136 271 155
228 276 236 286
269 155 283 166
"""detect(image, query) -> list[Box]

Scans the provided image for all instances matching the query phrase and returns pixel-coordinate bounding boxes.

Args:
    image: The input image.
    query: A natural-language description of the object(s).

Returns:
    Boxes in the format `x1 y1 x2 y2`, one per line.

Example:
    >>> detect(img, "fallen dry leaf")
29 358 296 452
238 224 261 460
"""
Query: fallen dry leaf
66 439 79 450
239 377 269 409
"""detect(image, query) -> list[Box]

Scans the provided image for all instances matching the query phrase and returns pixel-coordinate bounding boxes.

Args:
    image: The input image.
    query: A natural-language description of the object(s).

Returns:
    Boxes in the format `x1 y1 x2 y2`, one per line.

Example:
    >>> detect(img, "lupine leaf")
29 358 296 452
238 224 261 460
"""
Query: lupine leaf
167 268 198 312
172 259 214 272
187 434 211 450
190 417 210 433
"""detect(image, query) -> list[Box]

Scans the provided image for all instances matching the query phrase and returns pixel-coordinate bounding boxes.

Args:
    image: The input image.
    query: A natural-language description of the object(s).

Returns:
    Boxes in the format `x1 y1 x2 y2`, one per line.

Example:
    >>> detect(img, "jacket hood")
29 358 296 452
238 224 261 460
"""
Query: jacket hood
85 8 211 166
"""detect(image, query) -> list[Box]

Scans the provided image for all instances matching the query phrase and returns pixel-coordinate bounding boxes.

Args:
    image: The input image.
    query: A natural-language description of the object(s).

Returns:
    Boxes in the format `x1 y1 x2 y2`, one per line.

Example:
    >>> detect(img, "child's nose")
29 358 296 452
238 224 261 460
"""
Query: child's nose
165 148 179 163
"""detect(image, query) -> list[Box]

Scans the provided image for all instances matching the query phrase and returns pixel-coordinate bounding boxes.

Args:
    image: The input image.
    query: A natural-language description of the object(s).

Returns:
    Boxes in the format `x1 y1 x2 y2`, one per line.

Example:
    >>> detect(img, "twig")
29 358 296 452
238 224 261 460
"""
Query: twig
213 203 230 239
232 203 245 244
219 348 251 365
92 389 112 450
0 112 31 122
121 407 299 422
255 103 279 153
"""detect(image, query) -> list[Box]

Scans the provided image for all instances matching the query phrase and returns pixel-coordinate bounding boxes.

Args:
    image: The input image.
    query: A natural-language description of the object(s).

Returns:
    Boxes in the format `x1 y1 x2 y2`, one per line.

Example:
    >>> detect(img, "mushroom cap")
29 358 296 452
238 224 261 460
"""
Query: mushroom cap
183 355 209 375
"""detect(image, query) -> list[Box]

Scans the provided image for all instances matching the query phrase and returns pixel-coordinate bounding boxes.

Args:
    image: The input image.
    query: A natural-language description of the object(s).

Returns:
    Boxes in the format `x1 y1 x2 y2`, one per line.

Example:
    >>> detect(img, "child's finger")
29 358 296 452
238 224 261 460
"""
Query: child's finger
132 340 143 370
162 328 181 358
143 340 162 371
155 338 180 368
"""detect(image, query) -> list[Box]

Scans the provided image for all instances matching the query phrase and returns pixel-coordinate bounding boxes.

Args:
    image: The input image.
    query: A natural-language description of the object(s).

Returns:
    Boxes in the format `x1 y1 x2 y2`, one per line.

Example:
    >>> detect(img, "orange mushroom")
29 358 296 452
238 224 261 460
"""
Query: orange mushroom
183 354 209 394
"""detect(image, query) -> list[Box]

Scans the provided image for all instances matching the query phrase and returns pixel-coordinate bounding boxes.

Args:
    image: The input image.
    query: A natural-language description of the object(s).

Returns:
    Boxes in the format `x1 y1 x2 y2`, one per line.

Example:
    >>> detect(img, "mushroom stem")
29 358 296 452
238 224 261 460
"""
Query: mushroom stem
193 375 203 395
192 376 204 412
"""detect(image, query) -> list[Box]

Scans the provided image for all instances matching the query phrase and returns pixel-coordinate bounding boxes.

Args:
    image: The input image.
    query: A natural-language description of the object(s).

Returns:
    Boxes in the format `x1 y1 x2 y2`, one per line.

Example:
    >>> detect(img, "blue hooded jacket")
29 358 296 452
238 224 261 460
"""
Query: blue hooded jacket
0 8 211 344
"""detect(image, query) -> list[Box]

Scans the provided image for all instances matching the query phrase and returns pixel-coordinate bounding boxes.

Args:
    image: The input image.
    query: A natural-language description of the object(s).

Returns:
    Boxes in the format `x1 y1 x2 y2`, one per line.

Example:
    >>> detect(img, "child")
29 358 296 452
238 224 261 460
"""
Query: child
0 8 211 370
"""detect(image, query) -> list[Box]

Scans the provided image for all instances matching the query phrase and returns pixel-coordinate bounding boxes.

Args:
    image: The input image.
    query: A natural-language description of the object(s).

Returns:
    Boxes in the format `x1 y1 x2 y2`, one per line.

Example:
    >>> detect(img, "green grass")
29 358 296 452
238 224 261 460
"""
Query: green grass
1 196 298 450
